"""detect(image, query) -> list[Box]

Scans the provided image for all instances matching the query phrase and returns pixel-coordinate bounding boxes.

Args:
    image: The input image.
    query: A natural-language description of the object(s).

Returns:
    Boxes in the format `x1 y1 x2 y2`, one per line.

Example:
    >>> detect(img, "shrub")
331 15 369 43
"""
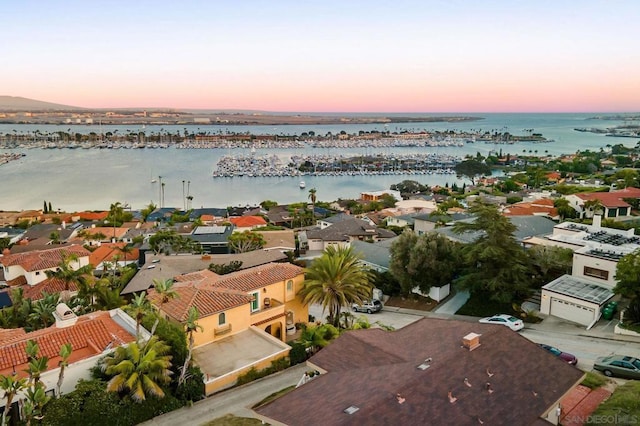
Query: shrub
581 371 607 390
174 366 205 403
288 342 307 365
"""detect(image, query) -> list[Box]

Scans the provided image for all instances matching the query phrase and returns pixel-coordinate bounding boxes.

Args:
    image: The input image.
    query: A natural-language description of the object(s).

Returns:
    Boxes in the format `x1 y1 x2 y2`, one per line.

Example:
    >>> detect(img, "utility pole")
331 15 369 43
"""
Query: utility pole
182 180 186 211
158 176 162 207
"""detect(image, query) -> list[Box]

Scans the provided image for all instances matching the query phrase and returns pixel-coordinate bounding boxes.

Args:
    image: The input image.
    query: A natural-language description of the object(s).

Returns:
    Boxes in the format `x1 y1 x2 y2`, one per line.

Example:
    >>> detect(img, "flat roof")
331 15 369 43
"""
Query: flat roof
543 275 614 305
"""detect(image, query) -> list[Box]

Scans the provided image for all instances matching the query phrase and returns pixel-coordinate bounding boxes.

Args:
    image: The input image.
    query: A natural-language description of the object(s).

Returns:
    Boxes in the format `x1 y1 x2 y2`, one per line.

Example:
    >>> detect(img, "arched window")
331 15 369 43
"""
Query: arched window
219 312 226 325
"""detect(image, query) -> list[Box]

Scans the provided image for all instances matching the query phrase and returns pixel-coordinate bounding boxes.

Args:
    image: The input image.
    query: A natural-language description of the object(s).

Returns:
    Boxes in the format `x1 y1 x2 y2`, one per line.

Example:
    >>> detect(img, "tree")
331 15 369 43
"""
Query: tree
614 249 640 298
554 198 577 220
178 307 203 387
388 230 418 295
308 188 317 213
43 200 48 214
583 198 604 218
208 260 243 275
389 231 461 296
129 293 152 342
45 253 93 302
528 245 573 287
102 336 173 403
454 159 491 185
150 279 178 335
140 202 157 222
56 343 72 397
298 246 374 327
452 202 532 302
228 231 266 253
119 245 134 266
0 374 28 426
298 323 339 355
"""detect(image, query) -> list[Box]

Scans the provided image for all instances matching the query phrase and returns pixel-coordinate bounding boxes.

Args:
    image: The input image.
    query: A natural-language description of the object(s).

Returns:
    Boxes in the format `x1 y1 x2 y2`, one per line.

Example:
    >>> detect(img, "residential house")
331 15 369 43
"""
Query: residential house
502 198 559 220
0 306 144 421
0 227 26 245
255 318 583 426
564 187 640 220
524 216 640 328
189 225 233 254
146 207 177 223
0 245 91 299
76 226 129 245
229 215 267 232
15 210 43 225
299 218 396 254
88 243 140 274
260 230 296 253
189 208 229 223
317 212 351 229
265 206 295 227
146 262 307 395
435 216 557 245
413 213 471 236
121 250 288 295
360 189 401 202
385 212 423 229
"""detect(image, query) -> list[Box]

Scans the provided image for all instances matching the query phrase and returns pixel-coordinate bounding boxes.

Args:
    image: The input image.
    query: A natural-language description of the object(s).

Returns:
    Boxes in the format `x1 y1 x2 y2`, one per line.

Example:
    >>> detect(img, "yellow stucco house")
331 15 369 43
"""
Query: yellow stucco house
147 262 307 395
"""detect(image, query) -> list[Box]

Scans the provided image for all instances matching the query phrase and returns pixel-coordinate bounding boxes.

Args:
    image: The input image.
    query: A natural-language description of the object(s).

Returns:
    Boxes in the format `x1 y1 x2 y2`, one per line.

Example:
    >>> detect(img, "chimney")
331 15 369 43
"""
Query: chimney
462 332 481 351
593 214 602 229
53 303 78 328
62 221 66 229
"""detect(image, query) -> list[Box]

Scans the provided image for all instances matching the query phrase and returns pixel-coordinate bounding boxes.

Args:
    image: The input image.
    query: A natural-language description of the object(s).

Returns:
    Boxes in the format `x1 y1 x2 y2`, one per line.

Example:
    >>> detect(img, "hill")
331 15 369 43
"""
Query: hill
0 96 83 111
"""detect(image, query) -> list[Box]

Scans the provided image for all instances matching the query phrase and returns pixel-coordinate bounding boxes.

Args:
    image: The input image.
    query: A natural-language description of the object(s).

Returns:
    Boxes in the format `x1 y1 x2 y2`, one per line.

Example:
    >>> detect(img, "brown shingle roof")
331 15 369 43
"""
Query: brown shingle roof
0 245 90 272
257 318 584 426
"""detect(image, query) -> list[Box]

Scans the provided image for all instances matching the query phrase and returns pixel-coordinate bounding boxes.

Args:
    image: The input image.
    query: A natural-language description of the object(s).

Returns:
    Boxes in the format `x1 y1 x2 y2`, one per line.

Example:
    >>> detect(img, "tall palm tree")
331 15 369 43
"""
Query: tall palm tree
129 292 152 342
103 336 173 403
308 188 317 215
0 374 28 426
45 253 93 302
178 306 203 386
27 294 58 331
299 246 373 327
150 278 178 335
119 244 134 267
56 343 72 396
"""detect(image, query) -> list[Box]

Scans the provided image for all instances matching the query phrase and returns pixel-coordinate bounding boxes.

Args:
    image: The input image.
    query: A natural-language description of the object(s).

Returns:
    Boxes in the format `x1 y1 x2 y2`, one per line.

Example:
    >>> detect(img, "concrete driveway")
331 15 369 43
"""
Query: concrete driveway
308 303 424 330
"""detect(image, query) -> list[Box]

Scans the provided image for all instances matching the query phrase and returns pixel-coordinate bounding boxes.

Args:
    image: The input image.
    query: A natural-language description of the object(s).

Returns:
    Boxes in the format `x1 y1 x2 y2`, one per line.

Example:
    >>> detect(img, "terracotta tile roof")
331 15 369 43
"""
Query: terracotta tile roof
75 211 109 221
6 275 27 287
147 283 253 321
257 318 584 426
229 216 267 228
21 277 79 300
146 263 303 322
0 245 90 272
577 192 631 208
80 227 129 239
88 243 140 266
253 312 287 326
208 262 304 293
0 310 135 375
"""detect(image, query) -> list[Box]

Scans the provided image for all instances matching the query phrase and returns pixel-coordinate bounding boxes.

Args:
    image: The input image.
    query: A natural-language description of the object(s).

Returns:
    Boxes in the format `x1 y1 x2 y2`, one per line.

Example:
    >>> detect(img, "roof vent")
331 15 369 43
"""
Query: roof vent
417 357 432 370
462 332 481 351
344 405 359 415
54 303 77 328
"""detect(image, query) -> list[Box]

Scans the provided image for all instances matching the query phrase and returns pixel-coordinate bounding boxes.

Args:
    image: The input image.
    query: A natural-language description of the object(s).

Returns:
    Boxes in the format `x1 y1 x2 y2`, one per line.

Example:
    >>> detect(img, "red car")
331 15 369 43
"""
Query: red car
537 343 578 365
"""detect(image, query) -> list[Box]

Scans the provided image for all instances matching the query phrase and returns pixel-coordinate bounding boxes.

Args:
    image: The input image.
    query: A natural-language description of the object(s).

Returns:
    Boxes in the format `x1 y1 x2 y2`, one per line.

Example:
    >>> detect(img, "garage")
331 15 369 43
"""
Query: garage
550 298 595 326
541 275 614 329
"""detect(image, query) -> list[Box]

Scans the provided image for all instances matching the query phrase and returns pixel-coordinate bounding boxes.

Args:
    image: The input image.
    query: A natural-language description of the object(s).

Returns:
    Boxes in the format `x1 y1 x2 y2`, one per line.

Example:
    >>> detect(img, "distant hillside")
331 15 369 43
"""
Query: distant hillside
0 96 83 111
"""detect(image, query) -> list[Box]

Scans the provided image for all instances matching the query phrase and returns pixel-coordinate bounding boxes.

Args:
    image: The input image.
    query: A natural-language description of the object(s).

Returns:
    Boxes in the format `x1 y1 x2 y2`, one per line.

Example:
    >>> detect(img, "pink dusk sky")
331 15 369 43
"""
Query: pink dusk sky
3 0 639 113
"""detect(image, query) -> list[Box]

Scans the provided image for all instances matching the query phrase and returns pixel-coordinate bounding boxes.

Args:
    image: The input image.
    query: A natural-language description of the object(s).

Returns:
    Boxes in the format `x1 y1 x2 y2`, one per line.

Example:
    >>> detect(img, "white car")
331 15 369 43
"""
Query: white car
478 314 524 331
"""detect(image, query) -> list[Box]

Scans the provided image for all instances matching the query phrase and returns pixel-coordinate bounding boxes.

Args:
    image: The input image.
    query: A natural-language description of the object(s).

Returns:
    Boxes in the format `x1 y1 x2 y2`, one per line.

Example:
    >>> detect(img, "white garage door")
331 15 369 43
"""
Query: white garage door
550 298 595 325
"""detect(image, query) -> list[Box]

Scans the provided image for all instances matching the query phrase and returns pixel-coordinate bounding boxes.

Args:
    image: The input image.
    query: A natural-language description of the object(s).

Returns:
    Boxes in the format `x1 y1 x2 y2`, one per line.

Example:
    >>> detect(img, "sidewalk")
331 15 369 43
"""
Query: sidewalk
433 290 470 315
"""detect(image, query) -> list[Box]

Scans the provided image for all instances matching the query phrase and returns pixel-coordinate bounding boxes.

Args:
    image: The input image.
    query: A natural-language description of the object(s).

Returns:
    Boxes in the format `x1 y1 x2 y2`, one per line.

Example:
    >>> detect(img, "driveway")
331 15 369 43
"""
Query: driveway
308 303 424 330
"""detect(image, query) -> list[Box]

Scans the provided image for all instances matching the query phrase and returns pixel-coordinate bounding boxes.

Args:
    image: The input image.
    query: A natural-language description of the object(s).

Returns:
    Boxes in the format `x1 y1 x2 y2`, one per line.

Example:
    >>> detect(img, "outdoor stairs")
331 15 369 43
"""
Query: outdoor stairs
522 290 542 312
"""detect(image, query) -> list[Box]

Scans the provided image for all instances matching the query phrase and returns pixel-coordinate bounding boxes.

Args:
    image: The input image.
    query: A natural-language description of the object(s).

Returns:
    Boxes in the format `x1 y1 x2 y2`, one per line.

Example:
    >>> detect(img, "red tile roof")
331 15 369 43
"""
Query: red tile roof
229 216 267 228
209 262 303 293
0 245 90 272
21 277 80 300
0 310 135 377
577 192 632 208
75 211 109 221
88 243 139 267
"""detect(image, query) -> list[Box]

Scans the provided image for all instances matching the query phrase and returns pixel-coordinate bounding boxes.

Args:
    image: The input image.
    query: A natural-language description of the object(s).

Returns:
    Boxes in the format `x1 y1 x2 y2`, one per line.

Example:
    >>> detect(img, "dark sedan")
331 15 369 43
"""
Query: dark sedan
593 355 640 379
537 343 578 365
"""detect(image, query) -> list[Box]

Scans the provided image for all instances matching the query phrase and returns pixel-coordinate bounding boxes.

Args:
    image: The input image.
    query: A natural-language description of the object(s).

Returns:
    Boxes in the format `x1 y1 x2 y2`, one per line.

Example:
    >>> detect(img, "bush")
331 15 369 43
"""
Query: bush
174 366 205 403
581 371 608 390
288 342 308 365
235 358 290 386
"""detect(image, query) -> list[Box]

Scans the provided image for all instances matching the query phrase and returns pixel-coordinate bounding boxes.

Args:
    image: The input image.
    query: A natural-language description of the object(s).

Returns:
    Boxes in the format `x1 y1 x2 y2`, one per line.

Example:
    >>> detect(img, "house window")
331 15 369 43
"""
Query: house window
250 292 259 312
607 209 616 218
584 266 609 280
287 280 293 292
219 312 226 326
35 271 40 276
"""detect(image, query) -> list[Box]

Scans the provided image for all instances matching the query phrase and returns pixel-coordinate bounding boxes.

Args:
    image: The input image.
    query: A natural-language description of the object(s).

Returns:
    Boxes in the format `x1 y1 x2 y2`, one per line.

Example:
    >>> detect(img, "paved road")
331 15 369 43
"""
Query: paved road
140 363 308 426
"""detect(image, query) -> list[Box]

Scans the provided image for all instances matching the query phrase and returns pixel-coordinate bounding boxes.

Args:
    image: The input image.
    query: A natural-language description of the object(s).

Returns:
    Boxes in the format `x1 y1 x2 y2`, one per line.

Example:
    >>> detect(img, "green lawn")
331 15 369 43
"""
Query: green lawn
586 381 640 425
581 371 608 390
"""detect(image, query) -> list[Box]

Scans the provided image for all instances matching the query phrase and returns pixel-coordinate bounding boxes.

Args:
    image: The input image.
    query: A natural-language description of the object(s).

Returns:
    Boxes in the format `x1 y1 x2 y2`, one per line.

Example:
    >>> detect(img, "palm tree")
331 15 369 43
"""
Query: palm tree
129 292 152 342
150 278 178 335
27 294 58 330
45 253 93 302
103 336 173 402
56 343 72 396
298 323 339 355
178 306 203 386
299 245 374 327
119 245 134 267
308 188 317 215
0 374 28 426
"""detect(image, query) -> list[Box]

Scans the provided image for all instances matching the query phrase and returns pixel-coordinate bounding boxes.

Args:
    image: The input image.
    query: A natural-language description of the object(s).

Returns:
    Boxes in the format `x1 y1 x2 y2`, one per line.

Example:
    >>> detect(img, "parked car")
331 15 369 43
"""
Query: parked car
537 343 578 365
593 355 640 379
352 300 383 314
478 314 524 331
